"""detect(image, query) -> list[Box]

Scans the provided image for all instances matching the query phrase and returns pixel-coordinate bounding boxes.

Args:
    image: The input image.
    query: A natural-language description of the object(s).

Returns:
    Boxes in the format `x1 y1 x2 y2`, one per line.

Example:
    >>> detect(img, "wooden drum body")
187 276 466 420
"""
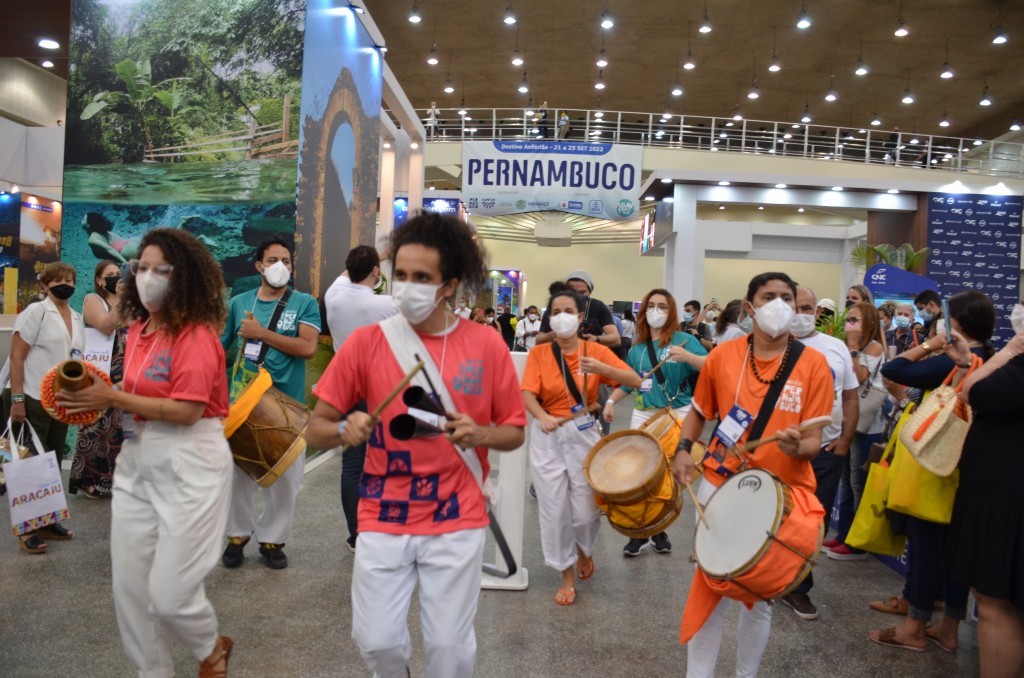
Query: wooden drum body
225 372 309 488
694 469 824 601
584 430 682 539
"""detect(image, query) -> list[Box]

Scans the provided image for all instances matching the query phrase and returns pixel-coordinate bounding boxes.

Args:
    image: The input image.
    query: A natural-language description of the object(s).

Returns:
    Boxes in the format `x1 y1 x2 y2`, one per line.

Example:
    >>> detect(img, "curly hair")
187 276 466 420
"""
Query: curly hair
636 288 680 348
389 212 489 295
120 228 226 337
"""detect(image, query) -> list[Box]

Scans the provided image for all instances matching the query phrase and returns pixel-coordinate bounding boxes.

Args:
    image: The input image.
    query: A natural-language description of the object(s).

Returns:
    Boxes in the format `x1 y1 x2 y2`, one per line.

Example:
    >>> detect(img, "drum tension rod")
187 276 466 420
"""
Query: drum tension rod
765 531 815 564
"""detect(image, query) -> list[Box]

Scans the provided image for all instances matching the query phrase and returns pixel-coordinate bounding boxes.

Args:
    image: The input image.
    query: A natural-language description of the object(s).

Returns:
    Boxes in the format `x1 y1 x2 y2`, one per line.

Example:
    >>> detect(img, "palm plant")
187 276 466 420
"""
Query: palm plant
817 308 847 341
850 242 930 272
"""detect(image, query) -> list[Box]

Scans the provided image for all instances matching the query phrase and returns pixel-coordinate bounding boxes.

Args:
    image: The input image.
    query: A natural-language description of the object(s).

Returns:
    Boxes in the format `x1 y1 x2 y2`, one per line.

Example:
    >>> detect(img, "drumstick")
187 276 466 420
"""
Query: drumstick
554 403 602 426
684 478 710 529
341 360 425 452
740 415 832 452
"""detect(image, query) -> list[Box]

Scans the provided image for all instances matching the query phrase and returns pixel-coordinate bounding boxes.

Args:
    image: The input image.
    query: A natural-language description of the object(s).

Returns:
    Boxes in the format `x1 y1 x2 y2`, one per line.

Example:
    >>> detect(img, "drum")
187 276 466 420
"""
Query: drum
638 408 708 474
224 369 309 488
584 430 682 539
694 469 824 601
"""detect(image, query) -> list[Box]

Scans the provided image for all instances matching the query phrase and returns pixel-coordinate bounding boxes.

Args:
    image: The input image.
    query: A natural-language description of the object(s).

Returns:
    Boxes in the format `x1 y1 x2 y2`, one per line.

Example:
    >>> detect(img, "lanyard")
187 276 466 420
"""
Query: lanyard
128 324 163 395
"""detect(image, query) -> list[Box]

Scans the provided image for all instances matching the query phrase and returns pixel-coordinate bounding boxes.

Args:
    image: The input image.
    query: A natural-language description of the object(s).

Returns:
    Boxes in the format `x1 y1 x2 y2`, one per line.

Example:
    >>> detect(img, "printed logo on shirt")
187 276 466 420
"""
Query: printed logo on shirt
777 379 804 413
452 360 484 395
434 493 461 522
409 474 440 501
379 501 409 524
386 450 413 476
360 474 385 499
146 351 172 383
369 422 386 449
275 310 298 332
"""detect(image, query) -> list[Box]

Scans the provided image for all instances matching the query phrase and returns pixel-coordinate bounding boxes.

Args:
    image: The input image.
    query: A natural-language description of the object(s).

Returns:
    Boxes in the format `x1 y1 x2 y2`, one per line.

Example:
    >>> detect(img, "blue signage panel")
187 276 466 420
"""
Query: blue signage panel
864 264 938 298
926 193 1022 346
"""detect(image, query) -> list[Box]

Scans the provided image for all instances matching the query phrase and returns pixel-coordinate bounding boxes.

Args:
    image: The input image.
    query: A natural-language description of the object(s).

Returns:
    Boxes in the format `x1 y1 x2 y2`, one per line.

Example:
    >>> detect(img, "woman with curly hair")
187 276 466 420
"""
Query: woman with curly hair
58 228 234 677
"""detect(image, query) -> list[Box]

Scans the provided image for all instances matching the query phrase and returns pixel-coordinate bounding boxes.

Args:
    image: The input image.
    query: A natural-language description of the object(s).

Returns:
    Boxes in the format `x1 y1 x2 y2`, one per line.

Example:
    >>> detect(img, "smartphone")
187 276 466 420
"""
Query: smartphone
941 298 952 343
120 260 132 281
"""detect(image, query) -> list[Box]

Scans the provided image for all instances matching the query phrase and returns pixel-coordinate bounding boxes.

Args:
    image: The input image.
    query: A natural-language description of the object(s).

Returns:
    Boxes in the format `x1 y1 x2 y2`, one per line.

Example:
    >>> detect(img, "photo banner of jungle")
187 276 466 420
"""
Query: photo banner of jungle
61 0 306 306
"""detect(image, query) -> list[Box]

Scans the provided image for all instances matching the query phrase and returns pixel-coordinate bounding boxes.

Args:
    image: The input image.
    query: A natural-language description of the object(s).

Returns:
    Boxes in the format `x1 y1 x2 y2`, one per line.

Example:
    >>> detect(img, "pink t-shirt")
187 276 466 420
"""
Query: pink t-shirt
123 321 229 419
314 319 527 535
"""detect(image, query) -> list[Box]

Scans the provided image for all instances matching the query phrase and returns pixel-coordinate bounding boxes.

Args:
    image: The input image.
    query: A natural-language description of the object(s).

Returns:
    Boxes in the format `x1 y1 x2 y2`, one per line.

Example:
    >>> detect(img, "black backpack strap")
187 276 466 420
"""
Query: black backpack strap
551 341 585 407
256 288 292 365
645 340 666 384
744 339 806 449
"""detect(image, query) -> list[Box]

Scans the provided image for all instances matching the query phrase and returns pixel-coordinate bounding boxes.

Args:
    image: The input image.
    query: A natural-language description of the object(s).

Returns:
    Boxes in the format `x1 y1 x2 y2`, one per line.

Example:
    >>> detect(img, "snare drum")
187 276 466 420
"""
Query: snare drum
224 369 309 488
584 430 682 539
694 469 824 601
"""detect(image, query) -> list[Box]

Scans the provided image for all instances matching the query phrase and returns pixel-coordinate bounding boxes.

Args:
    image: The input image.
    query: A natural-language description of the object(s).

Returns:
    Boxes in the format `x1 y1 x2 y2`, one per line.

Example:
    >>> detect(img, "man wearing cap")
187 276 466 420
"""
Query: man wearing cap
535 269 621 348
817 298 837 320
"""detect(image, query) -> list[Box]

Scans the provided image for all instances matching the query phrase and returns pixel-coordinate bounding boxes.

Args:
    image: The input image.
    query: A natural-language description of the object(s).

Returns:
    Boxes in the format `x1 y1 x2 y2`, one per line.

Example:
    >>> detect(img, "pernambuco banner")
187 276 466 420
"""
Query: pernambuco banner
462 140 642 220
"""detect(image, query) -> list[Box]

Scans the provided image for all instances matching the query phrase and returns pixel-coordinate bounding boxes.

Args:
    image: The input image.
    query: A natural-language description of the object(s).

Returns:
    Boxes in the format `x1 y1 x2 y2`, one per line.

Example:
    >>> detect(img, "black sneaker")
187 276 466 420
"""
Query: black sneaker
651 532 672 554
222 536 249 568
259 542 288 569
781 592 819 620
346 535 357 554
529 483 537 499
623 538 648 557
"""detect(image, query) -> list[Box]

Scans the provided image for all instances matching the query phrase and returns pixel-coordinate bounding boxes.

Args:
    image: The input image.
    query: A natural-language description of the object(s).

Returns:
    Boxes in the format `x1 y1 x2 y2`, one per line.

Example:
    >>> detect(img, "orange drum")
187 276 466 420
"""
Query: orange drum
584 430 682 539
224 370 308 488
694 469 824 601
639 408 709 475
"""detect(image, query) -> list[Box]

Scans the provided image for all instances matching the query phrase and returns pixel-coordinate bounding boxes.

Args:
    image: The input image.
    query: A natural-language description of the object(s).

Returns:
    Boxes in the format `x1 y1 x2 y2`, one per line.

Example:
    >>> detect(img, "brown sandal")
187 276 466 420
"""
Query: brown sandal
868 595 909 615
198 635 233 678
18 534 47 554
869 627 926 652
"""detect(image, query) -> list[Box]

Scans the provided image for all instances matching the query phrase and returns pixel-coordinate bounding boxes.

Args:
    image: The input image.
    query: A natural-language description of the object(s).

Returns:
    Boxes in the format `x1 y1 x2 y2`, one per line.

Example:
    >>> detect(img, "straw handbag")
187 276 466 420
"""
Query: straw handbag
898 355 981 477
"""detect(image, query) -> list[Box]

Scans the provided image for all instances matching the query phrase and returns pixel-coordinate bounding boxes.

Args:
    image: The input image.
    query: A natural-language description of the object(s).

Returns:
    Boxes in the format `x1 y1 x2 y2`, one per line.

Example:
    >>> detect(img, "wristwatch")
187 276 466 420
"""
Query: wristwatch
921 341 932 353
849 350 860 358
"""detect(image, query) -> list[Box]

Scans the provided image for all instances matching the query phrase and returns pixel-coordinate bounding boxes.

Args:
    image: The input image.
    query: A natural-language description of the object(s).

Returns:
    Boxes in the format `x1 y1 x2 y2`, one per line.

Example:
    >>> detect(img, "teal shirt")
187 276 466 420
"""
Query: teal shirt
222 289 321 402
621 331 707 409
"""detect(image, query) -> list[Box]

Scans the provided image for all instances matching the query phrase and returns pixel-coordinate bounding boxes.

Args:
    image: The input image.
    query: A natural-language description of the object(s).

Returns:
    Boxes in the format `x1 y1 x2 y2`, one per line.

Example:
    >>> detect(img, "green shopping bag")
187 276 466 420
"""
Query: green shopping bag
846 407 912 556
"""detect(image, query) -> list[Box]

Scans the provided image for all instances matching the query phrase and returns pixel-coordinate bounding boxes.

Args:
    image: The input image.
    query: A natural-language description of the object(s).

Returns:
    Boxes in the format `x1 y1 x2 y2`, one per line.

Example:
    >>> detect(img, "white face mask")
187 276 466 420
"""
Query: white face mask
392 281 444 325
646 308 668 329
752 297 796 339
789 313 817 338
262 260 291 288
550 312 580 338
373 272 385 291
705 310 718 322
528 313 538 321
136 271 171 312
1011 303 1024 335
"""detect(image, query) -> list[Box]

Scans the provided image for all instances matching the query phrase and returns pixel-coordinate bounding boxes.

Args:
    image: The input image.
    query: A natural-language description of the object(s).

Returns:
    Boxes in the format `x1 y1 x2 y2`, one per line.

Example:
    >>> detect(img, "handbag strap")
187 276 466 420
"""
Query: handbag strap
946 354 983 391
256 288 292 366
550 341 587 407
746 340 806 448
860 344 884 397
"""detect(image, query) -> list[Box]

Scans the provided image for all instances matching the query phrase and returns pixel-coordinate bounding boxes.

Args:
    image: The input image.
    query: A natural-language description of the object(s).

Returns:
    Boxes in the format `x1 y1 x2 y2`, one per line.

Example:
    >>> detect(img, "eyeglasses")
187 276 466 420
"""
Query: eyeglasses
128 260 174 277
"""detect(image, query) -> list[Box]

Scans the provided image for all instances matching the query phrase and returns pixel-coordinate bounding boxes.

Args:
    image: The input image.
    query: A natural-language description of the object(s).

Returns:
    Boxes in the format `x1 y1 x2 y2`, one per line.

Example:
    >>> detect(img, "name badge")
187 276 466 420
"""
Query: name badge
571 403 595 431
121 412 135 439
638 378 653 394
243 340 263 362
714 403 754 449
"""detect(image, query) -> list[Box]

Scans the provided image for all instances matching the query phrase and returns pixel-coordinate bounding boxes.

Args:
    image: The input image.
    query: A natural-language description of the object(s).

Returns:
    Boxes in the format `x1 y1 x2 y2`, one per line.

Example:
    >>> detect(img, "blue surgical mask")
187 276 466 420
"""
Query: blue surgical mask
738 316 754 333
893 316 911 330
919 310 933 323
683 311 694 323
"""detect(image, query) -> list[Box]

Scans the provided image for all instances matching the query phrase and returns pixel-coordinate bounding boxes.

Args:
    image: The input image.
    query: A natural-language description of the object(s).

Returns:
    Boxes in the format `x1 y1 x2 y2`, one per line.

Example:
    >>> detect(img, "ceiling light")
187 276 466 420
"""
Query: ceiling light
383 142 392 149
408 2 422 23
783 132 793 139
855 58 868 76
427 45 439 65
410 142 420 149
1011 120 1021 132
663 197 675 203
940 62 954 79
671 81 683 96
797 207 806 213
775 183 787 188
725 121 735 127
824 87 837 102
512 49 524 66
719 132 728 138
644 196 656 201
594 70 606 90
973 138 984 146
699 0 712 33
504 5 517 25
939 112 951 127
909 137 919 144
796 2 811 29
732 104 742 121
518 73 529 93
594 110 603 118
378 45 387 53
801 105 812 123
757 205 765 210
870 113 882 126
894 19 908 37
748 83 760 99
661 178 672 183
718 181 731 186
979 86 992 106
38 39 59 49
596 48 608 68
768 53 781 73
655 130 665 138
832 186 844 191
41 60 54 68
888 189 900 193
458 99 467 116
600 9 614 29
901 86 914 104
428 185 436 190
992 28 1008 44
444 77 455 94
683 49 696 70
718 205 726 210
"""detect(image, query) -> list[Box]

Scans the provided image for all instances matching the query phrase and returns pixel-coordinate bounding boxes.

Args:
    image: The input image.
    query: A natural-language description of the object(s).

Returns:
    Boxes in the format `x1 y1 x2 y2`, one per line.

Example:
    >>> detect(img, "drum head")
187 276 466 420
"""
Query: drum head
586 431 663 498
694 469 783 577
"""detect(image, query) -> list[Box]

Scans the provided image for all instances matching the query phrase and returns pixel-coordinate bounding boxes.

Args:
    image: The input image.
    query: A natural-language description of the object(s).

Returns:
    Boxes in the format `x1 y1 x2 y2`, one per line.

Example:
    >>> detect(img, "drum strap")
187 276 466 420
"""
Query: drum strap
645 340 666 384
256 288 292 366
379 315 518 579
550 341 586 407
744 341 806 451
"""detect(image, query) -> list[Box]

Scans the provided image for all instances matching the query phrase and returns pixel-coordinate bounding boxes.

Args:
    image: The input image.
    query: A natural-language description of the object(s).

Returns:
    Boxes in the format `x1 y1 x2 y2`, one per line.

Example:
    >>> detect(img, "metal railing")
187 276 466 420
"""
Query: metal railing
415 107 1024 179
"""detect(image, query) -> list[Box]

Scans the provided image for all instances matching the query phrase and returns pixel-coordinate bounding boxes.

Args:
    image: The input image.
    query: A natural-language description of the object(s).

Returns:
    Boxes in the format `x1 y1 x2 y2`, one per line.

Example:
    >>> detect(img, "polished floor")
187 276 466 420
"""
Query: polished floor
0 402 980 677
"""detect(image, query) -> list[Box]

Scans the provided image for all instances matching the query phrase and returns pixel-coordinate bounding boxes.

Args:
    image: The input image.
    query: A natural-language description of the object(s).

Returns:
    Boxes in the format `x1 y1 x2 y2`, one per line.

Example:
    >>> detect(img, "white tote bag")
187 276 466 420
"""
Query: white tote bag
83 327 116 376
3 421 69 536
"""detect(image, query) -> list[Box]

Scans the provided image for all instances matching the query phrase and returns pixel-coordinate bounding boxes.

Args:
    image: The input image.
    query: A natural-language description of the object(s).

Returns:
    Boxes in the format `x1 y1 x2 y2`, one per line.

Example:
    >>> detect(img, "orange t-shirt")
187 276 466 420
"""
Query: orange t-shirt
521 340 628 418
692 335 833 492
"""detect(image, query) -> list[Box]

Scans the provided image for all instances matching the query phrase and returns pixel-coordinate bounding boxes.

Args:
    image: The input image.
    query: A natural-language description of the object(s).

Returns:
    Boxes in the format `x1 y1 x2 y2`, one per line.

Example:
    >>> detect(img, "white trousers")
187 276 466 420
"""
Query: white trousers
529 418 602 571
351 529 486 678
110 419 232 678
629 404 692 430
225 449 304 544
686 478 773 678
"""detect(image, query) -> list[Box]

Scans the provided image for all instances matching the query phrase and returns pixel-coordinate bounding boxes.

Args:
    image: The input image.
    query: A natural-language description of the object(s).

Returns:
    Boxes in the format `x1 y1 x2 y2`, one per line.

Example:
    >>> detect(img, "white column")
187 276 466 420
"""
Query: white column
376 145 396 251
663 184 704 313
407 144 424 217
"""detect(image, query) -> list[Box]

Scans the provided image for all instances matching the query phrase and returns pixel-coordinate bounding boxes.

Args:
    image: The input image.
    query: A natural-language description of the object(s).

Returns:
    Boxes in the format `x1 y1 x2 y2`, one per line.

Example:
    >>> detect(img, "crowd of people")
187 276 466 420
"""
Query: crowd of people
2 213 1022 678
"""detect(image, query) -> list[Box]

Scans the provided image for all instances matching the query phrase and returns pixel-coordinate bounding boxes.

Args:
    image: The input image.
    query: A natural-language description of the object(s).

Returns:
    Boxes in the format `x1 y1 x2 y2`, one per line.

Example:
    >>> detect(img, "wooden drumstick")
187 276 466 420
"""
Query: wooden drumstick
684 478 710 529
554 403 602 426
740 416 832 452
341 360 425 452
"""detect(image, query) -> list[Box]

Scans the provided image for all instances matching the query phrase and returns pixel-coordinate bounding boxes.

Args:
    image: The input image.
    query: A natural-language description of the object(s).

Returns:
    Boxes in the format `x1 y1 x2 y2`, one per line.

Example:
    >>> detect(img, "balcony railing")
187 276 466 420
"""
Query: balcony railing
414 107 1024 179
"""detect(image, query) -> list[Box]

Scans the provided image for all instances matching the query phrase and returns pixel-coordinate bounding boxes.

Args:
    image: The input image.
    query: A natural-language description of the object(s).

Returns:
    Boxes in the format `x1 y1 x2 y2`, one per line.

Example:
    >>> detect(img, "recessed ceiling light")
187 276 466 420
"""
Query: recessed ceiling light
775 183 787 188
832 186 844 191
38 39 59 49
41 60 54 68
887 188 900 194
757 205 765 210
718 181 731 186
797 207 805 212
660 178 672 183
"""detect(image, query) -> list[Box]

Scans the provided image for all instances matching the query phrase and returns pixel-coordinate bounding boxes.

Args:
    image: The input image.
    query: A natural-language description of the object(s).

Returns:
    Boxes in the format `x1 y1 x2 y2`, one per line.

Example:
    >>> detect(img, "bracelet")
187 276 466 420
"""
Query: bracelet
11 393 25 403
605 399 615 407
921 341 932 353
956 362 971 369
337 420 348 438
677 438 694 454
